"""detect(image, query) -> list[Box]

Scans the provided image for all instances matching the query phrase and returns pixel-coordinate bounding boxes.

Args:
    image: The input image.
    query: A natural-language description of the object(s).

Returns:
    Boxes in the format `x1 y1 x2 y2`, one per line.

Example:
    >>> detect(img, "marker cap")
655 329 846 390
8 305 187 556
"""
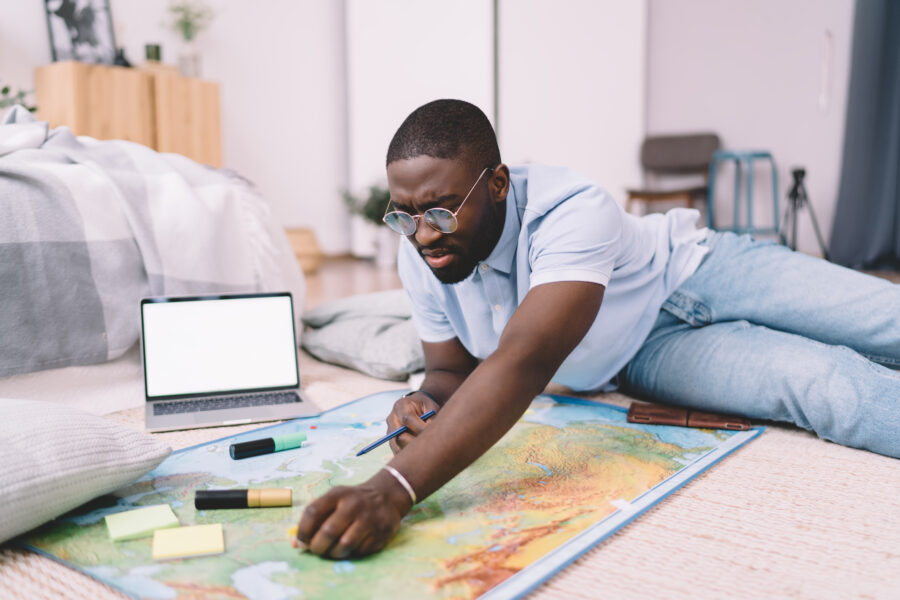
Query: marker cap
273 432 307 452
249 488 292 507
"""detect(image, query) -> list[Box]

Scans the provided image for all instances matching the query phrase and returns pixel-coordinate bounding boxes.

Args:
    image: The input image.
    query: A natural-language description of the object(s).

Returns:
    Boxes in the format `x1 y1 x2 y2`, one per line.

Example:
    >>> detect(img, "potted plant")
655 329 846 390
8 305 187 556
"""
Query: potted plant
0 82 36 115
167 1 214 77
343 185 398 268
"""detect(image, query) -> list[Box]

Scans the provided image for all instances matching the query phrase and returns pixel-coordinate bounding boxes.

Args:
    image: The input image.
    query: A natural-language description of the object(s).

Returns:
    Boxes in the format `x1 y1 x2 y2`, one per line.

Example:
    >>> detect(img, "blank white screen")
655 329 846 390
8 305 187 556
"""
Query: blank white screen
142 295 298 398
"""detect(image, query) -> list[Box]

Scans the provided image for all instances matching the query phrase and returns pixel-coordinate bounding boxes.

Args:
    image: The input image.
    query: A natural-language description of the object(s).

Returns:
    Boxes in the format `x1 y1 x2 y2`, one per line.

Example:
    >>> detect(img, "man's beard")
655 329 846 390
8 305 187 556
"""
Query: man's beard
428 249 479 284
420 208 503 285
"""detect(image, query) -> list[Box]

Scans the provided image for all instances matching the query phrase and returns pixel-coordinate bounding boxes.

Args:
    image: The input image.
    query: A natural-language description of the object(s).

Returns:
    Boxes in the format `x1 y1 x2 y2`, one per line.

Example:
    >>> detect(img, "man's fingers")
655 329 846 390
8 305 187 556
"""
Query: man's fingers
328 519 371 559
355 532 382 556
386 392 440 453
401 412 431 435
386 409 404 431
358 520 397 556
295 475 408 559
388 394 438 432
389 432 412 454
296 489 341 547
388 396 415 421
393 430 417 451
307 502 357 556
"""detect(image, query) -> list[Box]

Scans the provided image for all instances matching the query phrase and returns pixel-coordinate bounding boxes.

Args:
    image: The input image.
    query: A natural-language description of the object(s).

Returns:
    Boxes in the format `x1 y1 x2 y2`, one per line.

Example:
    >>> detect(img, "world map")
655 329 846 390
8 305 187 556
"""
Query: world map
23 391 761 599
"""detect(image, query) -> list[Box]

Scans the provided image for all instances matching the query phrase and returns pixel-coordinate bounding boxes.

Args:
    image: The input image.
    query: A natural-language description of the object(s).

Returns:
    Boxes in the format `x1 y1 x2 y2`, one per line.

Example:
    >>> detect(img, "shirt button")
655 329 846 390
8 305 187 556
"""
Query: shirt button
481 263 490 271
494 304 501 311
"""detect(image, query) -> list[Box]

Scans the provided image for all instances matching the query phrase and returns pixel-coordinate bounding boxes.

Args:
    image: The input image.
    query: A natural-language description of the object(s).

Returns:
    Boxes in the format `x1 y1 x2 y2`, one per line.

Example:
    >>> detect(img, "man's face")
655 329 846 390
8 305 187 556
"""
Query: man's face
386 156 507 284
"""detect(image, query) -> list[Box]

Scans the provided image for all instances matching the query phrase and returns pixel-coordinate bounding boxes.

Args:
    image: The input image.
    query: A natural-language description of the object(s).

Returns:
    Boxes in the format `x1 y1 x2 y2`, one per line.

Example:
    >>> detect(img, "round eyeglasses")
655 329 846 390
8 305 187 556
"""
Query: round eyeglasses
383 167 493 236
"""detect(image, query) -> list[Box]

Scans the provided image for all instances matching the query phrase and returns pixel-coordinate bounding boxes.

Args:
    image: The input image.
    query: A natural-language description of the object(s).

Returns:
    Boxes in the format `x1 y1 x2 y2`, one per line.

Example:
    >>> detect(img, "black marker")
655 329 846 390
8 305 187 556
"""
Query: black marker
229 432 307 460
195 488 292 509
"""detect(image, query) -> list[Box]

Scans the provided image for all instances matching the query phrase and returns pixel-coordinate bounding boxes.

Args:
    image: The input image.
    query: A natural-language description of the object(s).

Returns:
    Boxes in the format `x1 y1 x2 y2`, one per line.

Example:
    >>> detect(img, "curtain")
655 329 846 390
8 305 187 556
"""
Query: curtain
829 0 900 269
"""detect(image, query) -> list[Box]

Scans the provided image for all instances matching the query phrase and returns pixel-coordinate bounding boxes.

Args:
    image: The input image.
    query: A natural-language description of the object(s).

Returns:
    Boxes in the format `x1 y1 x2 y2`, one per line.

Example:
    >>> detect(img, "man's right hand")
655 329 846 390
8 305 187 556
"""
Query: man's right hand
387 391 441 454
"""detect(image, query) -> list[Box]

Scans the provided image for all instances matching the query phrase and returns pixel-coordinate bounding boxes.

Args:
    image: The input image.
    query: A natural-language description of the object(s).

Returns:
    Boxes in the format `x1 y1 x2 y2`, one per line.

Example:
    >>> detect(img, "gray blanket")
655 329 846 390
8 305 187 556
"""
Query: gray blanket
0 106 305 377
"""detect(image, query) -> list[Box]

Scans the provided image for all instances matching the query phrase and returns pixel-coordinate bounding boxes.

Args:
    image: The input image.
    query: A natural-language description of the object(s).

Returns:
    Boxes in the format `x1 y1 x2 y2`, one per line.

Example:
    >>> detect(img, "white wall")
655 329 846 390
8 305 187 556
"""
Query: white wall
344 0 647 256
499 0 647 205
344 0 494 256
0 0 351 254
345 0 494 193
646 0 855 255
0 2 51 95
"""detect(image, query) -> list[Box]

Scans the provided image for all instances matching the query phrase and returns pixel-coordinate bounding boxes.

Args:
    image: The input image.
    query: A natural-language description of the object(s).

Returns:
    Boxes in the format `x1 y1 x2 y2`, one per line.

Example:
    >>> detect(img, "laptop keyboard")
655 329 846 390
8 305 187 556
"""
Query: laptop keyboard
153 392 302 416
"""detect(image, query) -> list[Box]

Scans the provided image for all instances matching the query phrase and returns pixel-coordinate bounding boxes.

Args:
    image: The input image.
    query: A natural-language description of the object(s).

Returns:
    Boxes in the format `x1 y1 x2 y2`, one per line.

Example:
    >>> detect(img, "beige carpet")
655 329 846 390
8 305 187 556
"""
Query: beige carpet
2 351 899 599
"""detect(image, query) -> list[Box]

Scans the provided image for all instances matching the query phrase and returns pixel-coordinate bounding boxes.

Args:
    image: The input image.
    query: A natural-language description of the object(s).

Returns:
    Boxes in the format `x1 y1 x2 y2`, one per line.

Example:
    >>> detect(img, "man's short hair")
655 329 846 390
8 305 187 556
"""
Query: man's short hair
386 99 501 173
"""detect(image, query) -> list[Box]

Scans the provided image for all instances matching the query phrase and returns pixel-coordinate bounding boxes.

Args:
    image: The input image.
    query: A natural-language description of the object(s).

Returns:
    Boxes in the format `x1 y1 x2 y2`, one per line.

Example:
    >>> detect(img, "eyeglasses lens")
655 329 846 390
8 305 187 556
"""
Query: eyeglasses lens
424 208 457 233
383 212 416 235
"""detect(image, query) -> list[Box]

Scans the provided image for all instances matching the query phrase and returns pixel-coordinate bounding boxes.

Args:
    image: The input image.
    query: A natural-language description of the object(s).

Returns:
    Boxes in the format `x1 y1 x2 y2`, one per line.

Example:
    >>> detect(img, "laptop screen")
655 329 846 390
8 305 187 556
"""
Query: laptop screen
141 294 299 400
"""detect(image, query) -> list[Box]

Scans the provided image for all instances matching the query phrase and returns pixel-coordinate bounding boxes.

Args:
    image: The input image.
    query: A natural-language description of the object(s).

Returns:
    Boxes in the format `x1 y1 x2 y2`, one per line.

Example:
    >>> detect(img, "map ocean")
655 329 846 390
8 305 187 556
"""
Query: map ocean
23 392 762 599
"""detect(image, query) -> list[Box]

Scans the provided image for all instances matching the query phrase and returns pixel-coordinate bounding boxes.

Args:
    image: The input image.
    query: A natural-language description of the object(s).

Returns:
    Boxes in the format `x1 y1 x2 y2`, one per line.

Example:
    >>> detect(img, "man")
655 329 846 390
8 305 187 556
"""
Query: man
296 99 900 559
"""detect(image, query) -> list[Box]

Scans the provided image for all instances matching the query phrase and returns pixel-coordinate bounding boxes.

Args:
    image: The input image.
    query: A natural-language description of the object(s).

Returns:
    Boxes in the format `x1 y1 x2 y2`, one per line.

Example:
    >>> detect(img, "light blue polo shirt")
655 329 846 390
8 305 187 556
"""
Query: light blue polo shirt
397 164 708 392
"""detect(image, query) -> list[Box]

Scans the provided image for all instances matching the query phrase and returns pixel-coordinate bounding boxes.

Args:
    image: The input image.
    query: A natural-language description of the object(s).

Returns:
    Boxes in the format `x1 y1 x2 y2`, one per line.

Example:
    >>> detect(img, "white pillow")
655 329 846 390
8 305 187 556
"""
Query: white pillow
301 290 425 381
0 398 171 544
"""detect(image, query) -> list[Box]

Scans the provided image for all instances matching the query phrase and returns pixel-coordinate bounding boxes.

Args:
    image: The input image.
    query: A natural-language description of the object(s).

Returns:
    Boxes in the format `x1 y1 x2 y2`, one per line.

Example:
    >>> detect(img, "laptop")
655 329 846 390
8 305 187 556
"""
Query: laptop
140 292 319 432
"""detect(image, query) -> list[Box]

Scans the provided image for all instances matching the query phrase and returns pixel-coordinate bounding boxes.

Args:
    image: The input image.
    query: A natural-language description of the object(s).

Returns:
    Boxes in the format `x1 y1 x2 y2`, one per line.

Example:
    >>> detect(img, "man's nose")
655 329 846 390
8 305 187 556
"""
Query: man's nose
414 217 442 246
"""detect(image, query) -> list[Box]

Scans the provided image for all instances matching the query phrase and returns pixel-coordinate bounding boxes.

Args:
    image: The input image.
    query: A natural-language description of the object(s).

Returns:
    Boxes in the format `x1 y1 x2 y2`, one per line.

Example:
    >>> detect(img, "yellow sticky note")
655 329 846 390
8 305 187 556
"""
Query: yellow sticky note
152 523 225 560
105 505 179 541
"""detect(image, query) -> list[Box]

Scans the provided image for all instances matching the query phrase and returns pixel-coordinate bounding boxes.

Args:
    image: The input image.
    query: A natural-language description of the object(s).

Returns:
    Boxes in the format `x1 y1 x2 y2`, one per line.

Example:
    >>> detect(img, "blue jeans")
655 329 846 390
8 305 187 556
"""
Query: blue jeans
622 232 900 458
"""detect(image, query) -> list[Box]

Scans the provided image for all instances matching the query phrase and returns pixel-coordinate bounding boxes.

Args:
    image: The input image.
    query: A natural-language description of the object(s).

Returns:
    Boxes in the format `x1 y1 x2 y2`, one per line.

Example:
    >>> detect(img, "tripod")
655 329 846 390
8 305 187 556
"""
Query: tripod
780 168 829 259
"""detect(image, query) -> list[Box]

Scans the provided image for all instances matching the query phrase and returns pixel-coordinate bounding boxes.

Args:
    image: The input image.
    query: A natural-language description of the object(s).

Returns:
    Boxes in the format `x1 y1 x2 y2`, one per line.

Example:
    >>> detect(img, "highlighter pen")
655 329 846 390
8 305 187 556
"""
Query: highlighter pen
229 432 307 460
356 410 436 456
195 488 292 510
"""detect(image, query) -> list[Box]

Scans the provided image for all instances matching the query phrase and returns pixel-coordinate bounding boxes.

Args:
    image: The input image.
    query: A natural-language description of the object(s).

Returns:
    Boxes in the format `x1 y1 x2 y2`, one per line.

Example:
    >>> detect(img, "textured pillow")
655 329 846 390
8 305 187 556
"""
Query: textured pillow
301 290 424 380
0 398 172 544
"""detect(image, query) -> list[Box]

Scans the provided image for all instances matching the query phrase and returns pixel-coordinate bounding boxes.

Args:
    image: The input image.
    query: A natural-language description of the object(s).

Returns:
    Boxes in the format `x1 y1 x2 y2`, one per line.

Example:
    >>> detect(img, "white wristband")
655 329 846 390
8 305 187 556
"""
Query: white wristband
383 465 417 504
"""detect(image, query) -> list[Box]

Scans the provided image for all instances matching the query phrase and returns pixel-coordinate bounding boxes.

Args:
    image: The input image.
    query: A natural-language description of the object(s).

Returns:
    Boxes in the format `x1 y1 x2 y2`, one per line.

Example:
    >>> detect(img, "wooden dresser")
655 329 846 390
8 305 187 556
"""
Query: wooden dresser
34 61 222 168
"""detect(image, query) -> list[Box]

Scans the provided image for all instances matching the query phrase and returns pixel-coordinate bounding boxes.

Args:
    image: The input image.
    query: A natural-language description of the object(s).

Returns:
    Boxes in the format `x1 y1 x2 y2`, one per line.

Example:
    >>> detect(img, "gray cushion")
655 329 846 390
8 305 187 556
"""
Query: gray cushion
0 398 172 544
301 290 424 380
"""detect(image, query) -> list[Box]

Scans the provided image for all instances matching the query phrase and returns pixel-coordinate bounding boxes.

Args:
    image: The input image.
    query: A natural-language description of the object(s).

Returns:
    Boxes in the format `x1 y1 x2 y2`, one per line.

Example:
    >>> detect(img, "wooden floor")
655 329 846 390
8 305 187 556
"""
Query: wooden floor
305 256 402 309
867 269 900 284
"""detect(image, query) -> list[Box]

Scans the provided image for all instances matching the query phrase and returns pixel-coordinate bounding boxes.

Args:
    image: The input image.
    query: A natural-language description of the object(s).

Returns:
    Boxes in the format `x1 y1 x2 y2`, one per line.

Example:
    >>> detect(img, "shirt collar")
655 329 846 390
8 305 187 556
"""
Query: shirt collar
481 184 519 275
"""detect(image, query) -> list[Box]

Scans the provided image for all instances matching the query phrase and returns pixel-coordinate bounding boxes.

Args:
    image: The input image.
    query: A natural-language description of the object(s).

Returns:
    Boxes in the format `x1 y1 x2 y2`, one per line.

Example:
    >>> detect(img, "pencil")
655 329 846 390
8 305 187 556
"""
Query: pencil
356 410 436 456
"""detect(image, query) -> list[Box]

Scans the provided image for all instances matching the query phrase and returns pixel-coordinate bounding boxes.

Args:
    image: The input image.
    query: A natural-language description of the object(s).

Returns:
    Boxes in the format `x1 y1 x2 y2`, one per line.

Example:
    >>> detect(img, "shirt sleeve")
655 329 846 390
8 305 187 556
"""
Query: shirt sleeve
527 186 622 289
397 240 457 343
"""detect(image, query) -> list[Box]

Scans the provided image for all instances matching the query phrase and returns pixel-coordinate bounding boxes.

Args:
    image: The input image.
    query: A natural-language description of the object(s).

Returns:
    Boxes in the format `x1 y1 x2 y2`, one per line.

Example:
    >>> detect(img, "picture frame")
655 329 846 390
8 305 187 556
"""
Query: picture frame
44 0 117 65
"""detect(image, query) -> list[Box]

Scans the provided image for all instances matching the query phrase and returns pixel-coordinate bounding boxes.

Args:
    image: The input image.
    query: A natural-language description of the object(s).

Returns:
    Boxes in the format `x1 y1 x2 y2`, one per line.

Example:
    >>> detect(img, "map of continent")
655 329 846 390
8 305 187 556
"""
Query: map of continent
24 392 761 599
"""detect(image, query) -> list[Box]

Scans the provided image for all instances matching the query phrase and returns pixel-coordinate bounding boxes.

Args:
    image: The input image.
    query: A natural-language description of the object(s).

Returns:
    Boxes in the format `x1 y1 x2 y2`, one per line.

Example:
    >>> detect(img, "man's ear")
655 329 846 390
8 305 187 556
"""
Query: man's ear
490 164 510 204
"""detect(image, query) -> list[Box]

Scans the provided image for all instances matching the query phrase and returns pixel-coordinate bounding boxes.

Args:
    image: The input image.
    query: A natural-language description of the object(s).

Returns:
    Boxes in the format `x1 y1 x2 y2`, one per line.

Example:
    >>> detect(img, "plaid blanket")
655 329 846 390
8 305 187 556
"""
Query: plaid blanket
0 106 305 377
